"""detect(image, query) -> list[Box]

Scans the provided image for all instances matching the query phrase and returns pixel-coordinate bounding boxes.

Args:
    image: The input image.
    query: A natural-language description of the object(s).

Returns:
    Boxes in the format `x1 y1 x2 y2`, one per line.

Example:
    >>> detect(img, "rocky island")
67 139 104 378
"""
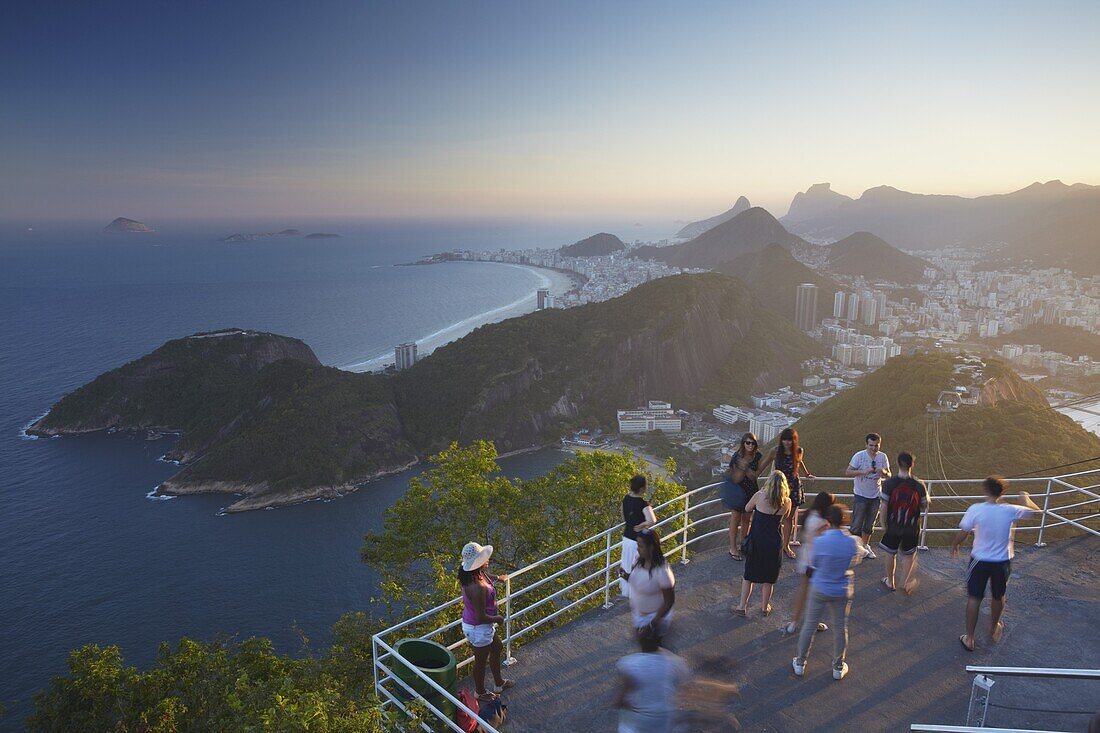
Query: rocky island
104 217 154 233
28 274 816 511
220 229 302 242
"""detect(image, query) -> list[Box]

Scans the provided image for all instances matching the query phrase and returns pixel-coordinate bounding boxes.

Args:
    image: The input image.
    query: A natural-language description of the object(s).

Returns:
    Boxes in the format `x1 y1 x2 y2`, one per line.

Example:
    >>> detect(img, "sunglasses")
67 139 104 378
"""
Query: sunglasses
743 440 757 446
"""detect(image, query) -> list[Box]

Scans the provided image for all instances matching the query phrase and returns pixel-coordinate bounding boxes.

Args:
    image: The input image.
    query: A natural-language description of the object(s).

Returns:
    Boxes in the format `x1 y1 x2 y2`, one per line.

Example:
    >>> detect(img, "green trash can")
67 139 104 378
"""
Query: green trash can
392 638 458 721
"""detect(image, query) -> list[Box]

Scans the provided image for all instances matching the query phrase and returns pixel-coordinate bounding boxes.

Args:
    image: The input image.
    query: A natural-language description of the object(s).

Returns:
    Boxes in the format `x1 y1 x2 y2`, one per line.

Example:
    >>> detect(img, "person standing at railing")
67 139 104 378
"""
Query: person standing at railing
950 476 1040 652
845 433 891 559
459 541 514 701
622 528 676 644
792 503 861 681
621 474 658 598
733 470 790 617
877 451 928 594
758 427 816 560
722 433 761 561
614 625 689 733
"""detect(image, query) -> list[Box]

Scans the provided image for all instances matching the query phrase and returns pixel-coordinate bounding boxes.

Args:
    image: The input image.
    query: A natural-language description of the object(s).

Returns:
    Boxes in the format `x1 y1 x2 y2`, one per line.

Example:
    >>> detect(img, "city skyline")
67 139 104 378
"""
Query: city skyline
3 1 1100 221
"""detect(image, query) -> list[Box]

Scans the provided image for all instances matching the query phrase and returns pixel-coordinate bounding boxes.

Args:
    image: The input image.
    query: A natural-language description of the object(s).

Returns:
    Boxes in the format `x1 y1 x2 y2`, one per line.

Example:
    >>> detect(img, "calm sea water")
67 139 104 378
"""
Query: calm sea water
0 219 671 728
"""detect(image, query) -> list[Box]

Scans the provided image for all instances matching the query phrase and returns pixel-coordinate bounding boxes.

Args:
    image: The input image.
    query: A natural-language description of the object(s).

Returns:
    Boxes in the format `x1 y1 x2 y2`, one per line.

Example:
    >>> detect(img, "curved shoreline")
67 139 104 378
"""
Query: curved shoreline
340 261 576 372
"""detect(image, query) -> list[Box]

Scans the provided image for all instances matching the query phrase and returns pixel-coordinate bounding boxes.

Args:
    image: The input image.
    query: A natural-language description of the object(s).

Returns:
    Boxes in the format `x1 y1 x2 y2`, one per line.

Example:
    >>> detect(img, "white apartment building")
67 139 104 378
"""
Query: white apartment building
618 400 682 433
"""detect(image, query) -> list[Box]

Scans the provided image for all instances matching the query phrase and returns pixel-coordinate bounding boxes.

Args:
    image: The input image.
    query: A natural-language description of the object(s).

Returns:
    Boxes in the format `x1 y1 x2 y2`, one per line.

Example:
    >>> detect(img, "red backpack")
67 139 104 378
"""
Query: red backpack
887 477 923 528
456 689 480 733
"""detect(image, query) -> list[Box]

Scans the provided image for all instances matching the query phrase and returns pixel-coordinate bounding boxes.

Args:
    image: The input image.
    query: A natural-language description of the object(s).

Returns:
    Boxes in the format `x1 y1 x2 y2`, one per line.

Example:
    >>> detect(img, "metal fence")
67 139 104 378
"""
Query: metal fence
373 469 1100 732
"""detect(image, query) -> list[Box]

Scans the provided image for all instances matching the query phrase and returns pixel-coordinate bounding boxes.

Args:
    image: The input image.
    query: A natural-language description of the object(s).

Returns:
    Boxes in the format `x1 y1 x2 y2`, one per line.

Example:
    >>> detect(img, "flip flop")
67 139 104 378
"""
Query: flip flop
784 548 797 559
763 604 773 617
959 634 975 652
730 551 743 561
991 622 1004 643
733 607 747 617
881 577 896 591
476 691 499 702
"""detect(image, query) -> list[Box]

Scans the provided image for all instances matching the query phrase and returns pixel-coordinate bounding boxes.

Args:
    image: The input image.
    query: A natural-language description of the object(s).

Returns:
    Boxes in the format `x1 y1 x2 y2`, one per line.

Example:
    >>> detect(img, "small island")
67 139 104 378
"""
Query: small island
104 217 154 233
220 229 302 242
305 232 341 239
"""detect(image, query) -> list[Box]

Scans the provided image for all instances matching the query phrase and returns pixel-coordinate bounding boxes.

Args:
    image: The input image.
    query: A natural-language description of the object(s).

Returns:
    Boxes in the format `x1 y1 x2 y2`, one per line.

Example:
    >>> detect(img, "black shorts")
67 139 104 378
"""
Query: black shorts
879 529 918 555
966 559 1012 600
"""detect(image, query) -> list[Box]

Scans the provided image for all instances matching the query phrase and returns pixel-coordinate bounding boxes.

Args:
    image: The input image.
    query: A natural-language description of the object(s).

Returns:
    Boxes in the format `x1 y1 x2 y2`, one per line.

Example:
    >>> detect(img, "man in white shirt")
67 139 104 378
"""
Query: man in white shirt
845 433 891 559
951 475 1039 652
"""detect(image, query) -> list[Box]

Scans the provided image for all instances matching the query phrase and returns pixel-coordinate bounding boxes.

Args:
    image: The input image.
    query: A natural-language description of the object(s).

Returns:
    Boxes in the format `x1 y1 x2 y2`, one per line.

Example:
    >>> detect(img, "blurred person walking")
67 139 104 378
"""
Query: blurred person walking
622 528 676 644
782 491 835 635
733 471 790 617
614 626 690 733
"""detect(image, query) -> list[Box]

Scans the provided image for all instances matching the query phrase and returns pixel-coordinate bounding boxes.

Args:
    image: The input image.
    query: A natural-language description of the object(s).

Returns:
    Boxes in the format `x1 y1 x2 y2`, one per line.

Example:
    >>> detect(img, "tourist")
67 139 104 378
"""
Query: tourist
792 504 861 681
459 541 514 701
733 470 790 617
620 474 658 598
759 427 816 559
845 433 891 558
877 451 929 593
721 432 761 560
623 528 676 643
782 491 835 635
951 476 1040 652
614 625 690 733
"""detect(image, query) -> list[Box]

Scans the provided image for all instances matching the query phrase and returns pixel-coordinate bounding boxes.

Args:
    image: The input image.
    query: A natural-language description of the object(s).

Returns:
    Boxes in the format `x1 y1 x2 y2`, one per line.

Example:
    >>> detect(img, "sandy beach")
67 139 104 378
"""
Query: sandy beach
341 261 576 372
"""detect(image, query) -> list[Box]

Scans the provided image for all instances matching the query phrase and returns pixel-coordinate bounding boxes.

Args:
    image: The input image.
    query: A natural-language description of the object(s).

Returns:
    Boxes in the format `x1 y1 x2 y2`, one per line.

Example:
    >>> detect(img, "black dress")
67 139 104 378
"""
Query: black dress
743 508 783 584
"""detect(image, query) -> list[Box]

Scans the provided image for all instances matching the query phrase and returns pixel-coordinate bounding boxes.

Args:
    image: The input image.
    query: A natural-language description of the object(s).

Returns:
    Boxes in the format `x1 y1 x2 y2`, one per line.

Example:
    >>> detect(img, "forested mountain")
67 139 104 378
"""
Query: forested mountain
714 243 840 324
560 232 626 257
633 207 806 269
986 323 1100 361
825 232 932 282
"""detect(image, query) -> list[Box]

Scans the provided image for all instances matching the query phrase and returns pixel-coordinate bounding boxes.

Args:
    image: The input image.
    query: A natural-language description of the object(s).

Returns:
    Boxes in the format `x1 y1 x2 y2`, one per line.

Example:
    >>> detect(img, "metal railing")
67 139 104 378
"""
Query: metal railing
373 469 1100 732
911 665 1100 732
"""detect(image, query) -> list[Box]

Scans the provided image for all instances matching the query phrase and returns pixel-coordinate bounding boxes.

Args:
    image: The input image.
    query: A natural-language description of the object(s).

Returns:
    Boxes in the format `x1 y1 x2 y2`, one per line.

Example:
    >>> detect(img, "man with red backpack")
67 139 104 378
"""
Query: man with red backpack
877 452 929 594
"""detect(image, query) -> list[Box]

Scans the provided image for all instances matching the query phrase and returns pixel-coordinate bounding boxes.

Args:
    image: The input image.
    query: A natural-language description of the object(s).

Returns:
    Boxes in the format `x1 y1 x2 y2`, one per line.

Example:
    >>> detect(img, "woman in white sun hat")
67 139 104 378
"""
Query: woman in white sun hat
459 541 515 701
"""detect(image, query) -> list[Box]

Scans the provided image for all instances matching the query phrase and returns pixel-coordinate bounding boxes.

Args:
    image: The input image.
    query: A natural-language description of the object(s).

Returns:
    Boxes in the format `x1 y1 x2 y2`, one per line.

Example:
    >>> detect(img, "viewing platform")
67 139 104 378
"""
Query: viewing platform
373 473 1100 732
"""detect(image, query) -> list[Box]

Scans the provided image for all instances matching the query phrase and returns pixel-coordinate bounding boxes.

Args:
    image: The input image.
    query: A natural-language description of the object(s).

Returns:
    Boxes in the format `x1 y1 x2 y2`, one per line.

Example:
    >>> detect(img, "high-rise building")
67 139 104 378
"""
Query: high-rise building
395 342 417 371
861 296 878 326
795 283 818 331
537 288 553 310
833 291 846 319
846 292 860 322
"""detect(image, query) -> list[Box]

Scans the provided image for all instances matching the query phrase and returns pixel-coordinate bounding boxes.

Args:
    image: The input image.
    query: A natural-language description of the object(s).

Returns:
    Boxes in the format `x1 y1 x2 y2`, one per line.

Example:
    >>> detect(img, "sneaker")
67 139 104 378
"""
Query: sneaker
833 662 848 680
492 679 514 694
865 547 877 560
792 657 805 677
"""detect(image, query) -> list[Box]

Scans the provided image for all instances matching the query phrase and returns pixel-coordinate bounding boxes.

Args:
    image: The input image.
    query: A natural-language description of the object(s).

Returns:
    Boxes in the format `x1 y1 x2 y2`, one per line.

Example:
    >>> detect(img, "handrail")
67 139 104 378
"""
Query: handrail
374 468 1100 731
965 665 1100 680
911 726 1068 733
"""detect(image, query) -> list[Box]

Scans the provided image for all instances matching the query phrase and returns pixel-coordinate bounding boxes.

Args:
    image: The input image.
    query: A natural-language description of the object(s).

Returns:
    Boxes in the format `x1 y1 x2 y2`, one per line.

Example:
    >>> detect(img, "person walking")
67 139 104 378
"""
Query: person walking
721 433 761 561
621 474 658 598
951 476 1039 652
877 451 929 593
459 541 514 701
622 528 676 644
759 428 816 559
845 433 891 558
614 626 690 733
781 491 835 635
792 504 862 681
733 470 790 617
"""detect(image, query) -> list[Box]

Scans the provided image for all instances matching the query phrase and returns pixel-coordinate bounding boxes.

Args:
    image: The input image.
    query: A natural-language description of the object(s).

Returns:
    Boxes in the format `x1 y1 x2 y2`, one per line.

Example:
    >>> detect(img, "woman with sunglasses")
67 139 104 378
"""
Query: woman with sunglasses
759 427 815 559
622 528 676 645
721 433 761 561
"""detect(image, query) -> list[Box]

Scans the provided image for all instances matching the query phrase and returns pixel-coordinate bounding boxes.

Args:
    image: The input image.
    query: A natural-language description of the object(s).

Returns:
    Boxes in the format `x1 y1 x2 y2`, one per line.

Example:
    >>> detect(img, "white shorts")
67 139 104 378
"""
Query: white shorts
619 537 638 597
462 622 497 648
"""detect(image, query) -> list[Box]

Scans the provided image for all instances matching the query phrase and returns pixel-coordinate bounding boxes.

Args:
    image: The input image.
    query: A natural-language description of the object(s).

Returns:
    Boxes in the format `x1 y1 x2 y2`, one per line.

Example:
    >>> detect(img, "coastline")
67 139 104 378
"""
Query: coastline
340 260 577 373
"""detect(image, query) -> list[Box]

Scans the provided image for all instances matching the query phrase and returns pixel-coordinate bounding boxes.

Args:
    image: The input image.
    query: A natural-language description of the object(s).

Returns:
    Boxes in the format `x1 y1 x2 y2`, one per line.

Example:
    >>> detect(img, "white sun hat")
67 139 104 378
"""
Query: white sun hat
461 541 494 571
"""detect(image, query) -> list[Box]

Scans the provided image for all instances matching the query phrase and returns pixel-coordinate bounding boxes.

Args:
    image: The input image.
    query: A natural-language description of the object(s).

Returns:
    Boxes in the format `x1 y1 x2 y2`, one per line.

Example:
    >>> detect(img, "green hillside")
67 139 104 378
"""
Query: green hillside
987 323 1100 360
714 243 840 324
826 231 931 282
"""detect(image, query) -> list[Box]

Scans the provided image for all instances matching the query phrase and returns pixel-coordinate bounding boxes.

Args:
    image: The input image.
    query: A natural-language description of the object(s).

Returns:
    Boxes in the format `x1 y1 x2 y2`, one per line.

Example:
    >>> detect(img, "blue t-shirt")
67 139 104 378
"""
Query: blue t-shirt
810 529 861 598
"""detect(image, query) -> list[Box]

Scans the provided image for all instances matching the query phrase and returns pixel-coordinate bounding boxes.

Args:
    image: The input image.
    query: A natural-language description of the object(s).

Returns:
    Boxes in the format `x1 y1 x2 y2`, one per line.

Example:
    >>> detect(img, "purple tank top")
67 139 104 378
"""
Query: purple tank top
461 578 498 624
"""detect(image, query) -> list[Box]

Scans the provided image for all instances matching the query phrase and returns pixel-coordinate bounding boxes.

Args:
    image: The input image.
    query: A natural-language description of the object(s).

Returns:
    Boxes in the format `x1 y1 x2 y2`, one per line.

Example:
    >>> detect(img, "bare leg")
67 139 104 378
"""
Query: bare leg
761 583 774 614
729 510 742 556
472 646 491 695
741 512 753 544
900 553 918 592
963 597 981 650
489 636 504 686
789 574 810 629
736 579 754 611
790 509 800 545
782 511 796 557
882 553 896 589
989 597 1006 641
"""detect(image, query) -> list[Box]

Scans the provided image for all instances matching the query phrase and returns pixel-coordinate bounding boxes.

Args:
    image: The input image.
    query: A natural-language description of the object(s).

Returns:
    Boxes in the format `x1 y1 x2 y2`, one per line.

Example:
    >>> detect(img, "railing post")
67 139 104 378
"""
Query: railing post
1035 479 1053 547
918 480 932 551
680 491 691 565
371 634 380 700
602 529 614 609
502 576 516 666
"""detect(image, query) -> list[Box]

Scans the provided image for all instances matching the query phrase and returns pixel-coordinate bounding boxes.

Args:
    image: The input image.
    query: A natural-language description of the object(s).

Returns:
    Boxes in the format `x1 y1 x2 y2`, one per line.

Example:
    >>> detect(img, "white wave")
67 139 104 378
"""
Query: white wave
146 486 176 501
19 410 51 440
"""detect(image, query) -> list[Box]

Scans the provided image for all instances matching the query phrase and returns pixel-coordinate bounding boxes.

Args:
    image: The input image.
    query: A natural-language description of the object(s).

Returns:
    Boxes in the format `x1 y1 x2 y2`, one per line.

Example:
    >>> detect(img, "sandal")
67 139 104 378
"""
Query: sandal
958 634 975 652
784 548 797 560
790 540 801 547
733 607 747 617
881 577 896 592
763 604 773 617
493 679 515 693
476 691 499 702
730 551 743 561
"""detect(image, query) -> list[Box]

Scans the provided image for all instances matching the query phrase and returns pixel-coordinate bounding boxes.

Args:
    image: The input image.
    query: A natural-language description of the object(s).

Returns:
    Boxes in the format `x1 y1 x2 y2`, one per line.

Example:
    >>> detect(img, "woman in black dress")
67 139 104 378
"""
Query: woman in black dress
733 470 790 617
721 433 761 561
759 427 815 559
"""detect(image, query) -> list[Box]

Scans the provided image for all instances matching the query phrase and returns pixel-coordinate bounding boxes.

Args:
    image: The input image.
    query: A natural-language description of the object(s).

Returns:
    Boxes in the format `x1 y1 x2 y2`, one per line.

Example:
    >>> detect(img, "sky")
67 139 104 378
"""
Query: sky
2 0 1099 222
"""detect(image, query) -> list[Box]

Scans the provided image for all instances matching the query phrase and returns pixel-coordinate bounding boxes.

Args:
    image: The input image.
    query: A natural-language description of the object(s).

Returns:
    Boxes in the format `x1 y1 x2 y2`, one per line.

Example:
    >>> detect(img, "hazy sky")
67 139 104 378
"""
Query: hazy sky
3 0 1099 222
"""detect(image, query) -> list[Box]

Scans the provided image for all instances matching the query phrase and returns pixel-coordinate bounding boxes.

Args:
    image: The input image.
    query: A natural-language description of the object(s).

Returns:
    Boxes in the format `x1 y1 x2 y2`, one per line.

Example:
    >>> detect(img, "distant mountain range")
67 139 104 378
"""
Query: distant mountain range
104 217 154 233
779 180 1100 253
675 196 751 239
635 207 806 269
824 232 932 282
29 274 815 511
560 232 625 257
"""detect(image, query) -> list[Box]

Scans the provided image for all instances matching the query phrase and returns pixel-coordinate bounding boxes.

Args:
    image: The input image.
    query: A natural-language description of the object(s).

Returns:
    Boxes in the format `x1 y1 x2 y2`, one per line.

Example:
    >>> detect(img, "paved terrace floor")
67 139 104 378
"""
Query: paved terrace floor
493 536 1098 732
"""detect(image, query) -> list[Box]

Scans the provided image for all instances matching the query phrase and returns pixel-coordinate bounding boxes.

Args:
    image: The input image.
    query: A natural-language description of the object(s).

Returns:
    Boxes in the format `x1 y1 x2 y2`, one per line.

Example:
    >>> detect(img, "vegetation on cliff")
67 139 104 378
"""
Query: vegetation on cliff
986 323 1100 361
824 231 931 282
714 243 840 324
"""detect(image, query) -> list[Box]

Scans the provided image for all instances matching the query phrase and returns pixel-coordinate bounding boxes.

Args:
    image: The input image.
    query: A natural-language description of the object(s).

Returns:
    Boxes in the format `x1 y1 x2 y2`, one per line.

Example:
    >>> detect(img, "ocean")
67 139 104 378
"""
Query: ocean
0 219 671 728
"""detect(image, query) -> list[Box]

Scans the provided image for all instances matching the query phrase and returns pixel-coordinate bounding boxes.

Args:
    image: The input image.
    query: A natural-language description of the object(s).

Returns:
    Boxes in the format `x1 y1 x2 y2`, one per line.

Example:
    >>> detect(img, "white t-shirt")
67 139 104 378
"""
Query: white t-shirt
617 651 689 718
960 502 1033 561
627 562 675 622
797 512 828 574
849 450 890 499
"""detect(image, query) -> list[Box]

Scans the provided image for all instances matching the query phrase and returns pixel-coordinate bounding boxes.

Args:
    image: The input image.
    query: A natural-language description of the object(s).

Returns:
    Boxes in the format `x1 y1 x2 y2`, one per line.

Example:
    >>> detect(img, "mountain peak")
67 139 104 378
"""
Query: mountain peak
559 232 626 257
783 183 853 224
675 196 753 239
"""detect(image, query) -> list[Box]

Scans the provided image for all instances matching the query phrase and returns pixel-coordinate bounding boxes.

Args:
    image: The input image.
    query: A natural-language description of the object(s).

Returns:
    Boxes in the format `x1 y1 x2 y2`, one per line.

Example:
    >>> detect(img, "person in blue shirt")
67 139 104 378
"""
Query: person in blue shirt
792 504 862 681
